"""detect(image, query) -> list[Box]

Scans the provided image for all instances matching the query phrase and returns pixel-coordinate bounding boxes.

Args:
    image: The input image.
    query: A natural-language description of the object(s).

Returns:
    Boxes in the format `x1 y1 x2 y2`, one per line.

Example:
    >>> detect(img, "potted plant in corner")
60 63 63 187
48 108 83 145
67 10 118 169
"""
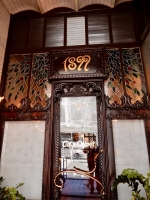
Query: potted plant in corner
0 176 25 200
112 168 150 200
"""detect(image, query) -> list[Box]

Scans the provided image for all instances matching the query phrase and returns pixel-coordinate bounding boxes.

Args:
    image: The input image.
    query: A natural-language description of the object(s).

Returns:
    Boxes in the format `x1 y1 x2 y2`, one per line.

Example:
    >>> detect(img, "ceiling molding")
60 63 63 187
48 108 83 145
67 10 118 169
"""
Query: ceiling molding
1 0 132 15
115 0 132 6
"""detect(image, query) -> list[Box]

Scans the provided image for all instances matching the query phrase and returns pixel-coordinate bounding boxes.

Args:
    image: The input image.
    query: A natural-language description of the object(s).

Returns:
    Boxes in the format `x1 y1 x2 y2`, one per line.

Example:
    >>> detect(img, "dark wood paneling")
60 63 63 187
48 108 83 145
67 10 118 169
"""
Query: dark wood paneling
11 19 29 49
111 11 136 43
45 17 64 47
133 0 146 38
88 13 110 44
133 0 150 43
9 3 142 52
29 18 44 48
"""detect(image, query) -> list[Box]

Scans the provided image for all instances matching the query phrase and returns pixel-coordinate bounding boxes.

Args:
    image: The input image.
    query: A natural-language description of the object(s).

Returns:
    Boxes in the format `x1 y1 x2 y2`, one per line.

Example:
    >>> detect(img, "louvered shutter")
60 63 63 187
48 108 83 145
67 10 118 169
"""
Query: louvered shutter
111 11 135 43
45 17 64 47
11 19 29 49
67 16 85 46
29 18 44 48
88 13 110 44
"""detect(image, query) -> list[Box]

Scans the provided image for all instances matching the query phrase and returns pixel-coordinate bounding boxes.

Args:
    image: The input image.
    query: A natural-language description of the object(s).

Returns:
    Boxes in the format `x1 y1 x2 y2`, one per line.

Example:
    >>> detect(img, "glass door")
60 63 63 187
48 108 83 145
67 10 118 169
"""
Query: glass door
52 80 105 199
60 96 101 197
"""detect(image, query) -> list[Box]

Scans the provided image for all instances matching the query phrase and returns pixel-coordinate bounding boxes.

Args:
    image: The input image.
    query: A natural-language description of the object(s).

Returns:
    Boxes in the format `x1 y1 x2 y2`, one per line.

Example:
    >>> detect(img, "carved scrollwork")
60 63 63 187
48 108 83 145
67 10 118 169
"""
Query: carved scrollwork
54 81 102 101
7 104 19 112
83 82 102 96
31 98 51 112
54 83 72 100
0 97 51 113
19 97 31 111
106 108 150 120
105 94 150 110
17 112 31 120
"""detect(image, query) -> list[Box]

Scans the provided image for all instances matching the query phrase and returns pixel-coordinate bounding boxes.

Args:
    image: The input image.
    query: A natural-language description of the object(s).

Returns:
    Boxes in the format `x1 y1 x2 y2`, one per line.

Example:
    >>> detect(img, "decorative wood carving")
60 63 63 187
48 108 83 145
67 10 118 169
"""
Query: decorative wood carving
52 80 105 199
42 110 51 200
107 109 150 120
54 81 102 100
0 97 51 113
42 184 46 200
105 94 150 110
49 48 108 80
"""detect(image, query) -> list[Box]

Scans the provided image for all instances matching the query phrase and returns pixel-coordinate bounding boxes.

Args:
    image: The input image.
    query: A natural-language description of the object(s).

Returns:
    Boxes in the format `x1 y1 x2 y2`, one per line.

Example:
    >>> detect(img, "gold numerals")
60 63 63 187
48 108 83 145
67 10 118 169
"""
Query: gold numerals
63 55 91 72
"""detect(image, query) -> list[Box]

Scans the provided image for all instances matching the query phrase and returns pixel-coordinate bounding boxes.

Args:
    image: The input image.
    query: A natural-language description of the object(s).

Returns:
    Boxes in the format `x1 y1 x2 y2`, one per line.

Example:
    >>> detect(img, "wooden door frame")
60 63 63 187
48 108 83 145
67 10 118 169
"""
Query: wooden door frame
50 79 109 200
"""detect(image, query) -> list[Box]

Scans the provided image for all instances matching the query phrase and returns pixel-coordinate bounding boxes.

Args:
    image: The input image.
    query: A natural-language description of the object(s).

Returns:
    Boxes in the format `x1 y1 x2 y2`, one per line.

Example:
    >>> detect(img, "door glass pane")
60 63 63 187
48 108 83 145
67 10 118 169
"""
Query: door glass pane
60 96 100 197
112 119 149 200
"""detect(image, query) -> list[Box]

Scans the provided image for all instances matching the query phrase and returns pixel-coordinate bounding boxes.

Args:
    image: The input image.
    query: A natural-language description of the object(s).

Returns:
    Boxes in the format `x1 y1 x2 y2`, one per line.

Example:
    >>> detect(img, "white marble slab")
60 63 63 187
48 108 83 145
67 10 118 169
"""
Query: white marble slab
0 121 45 200
112 119 149 200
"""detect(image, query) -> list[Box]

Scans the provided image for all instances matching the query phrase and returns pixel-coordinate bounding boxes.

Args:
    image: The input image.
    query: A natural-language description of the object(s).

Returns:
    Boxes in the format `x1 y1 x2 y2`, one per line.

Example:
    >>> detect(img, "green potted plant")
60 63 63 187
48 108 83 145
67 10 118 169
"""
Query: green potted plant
0 176 25 200
112 168 150 200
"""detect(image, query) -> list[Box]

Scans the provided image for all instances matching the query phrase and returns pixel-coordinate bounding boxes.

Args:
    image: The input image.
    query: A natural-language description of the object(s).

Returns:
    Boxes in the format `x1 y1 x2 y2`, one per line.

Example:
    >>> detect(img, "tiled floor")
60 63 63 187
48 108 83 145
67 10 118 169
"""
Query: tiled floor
60 179 102 199
61 197 99 200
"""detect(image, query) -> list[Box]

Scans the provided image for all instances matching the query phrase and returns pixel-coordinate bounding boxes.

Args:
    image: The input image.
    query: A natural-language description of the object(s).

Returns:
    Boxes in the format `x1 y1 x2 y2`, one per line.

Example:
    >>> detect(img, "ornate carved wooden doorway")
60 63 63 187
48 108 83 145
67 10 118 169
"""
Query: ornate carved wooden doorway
51 79 107 200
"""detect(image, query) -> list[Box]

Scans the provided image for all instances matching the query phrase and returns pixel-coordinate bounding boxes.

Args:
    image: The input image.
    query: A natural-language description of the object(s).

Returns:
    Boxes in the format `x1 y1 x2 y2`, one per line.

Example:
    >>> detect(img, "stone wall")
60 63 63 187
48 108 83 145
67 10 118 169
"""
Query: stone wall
0 1 10 83
141 31 150 94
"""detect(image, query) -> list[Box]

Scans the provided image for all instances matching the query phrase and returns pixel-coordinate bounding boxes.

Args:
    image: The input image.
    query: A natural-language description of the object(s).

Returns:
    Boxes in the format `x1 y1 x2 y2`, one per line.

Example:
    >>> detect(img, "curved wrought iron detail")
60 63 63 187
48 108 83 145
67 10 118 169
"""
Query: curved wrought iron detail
54 149 105 195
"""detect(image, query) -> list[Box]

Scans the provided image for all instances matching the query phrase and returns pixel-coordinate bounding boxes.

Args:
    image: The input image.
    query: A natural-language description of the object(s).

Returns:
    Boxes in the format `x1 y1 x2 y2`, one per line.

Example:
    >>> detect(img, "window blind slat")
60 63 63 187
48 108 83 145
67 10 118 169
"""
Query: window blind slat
111 11 135 43
11 20 29 49
29 18 44 48
46 17 64 47
67 16 85 46
88 13 110 44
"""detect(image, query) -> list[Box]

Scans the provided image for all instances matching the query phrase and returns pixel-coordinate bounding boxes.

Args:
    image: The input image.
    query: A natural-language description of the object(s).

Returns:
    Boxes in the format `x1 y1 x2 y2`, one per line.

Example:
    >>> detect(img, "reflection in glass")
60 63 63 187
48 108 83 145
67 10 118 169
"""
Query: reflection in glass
60 96 100 196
